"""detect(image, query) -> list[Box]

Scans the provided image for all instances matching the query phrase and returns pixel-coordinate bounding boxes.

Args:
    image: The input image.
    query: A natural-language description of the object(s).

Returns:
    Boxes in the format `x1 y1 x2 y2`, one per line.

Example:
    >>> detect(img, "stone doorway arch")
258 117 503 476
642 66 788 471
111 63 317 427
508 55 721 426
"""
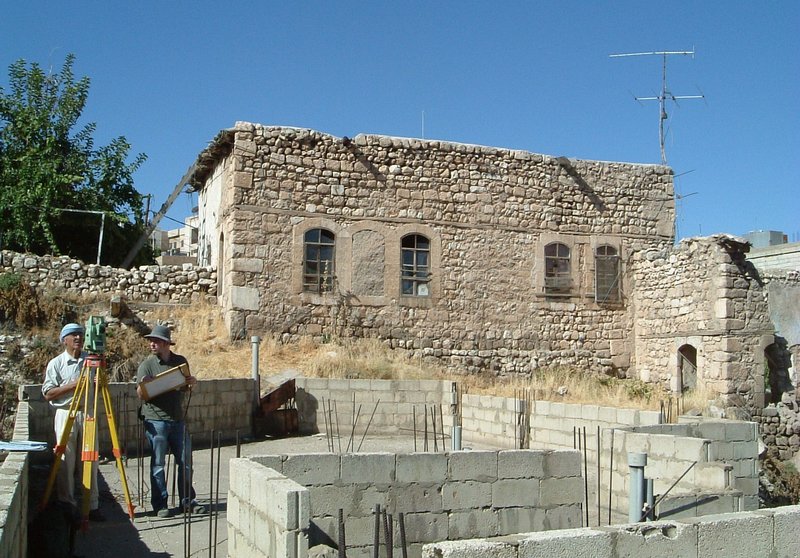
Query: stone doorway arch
678 344 698 392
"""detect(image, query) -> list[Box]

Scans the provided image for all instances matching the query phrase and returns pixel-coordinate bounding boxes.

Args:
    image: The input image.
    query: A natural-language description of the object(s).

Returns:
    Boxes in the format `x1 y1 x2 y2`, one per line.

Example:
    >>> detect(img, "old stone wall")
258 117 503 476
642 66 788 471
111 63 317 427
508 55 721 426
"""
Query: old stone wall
0 250 217 304
193 123 675 376
631 236 776 412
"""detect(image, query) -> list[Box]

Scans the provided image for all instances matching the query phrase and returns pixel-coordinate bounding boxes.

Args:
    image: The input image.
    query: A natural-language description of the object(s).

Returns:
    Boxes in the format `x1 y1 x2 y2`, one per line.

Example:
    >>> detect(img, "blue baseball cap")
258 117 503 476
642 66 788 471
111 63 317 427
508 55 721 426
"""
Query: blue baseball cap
60 323 85 342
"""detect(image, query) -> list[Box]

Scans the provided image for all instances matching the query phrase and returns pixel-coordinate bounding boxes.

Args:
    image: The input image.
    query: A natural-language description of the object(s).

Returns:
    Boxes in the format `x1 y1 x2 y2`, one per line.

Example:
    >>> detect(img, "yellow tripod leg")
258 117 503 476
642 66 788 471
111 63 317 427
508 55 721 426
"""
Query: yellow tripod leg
80 364 101 528
39 365 89 510
98 366 136 520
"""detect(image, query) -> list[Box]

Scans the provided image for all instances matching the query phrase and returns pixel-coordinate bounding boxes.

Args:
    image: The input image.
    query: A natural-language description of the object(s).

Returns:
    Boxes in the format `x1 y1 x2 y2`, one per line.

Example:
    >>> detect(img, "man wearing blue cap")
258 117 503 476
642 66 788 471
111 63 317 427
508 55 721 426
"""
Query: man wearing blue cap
42 323 104 521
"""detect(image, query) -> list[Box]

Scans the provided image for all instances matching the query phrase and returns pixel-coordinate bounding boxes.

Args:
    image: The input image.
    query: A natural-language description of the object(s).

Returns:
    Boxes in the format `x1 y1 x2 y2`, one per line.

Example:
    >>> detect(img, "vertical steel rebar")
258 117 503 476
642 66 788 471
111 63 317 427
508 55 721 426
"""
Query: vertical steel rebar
372 504 381 558
383 510 393 558
431 405 438 452
346 404 361 453
423 406 429 452
583 426 589 527
213 431 221 558
596 425 601 526
608 429 615 525
439 404 446 450
398 512 408 558
334 400 343 454
412 406 417 452
338 508 347 558
236 429 241 458
208 429 215 557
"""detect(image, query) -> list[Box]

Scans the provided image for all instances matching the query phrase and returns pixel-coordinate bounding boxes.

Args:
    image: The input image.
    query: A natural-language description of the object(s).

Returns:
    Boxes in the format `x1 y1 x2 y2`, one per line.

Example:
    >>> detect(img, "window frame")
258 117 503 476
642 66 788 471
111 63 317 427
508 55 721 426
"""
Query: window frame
594 244 622 304
544 242 572 296
302 228 336 294
400 233 431 297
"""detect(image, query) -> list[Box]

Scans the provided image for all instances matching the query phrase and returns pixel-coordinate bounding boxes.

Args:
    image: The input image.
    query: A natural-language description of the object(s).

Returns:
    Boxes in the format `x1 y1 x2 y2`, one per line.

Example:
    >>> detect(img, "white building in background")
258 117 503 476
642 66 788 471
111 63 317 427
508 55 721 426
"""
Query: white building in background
744 230 800 272
150 214 200 265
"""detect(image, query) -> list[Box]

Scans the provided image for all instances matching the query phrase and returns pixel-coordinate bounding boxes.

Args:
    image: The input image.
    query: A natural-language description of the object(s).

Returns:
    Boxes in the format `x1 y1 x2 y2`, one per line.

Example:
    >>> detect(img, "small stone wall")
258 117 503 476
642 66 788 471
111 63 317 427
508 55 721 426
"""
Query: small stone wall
422 506 800 558
0 250 217 304
755 402 800 460
237 449 582 558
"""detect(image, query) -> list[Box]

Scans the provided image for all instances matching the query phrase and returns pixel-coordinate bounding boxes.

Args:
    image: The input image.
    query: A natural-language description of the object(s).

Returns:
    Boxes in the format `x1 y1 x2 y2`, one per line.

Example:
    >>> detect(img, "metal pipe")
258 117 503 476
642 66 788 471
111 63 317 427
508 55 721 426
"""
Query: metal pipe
628 452 647 523
452 425 462 451
251 336 261 418
645 478 655 521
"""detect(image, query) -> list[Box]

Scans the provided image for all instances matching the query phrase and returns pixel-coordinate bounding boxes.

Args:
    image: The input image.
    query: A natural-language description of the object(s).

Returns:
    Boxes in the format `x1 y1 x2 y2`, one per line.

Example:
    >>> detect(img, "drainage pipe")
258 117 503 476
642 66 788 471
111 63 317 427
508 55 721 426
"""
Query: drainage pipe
627 452 647 523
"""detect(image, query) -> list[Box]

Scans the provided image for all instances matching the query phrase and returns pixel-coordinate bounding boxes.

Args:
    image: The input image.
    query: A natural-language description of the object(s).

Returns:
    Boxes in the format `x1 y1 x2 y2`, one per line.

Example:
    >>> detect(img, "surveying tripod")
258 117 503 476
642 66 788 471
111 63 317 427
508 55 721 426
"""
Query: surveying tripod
40 352 136 528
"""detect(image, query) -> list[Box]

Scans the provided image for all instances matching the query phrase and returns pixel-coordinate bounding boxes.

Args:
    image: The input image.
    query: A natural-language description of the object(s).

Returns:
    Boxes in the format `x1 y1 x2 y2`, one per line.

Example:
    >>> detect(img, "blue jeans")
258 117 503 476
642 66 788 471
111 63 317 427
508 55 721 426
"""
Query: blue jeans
144 419 196 511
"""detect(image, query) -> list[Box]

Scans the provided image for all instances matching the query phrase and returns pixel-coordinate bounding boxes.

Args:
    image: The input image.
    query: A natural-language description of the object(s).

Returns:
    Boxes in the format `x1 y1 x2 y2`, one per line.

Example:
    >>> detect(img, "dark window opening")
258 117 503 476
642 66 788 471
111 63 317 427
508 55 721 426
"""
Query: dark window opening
544 242 571 295
595 245 621 303
678 344 697 392
401 234 431 297
303 228 335 293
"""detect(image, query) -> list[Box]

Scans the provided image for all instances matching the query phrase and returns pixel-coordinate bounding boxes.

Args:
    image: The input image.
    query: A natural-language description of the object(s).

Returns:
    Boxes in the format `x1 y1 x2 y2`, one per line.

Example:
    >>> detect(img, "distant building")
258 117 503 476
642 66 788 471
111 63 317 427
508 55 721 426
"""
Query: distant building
152 215 199 266
743 230 787 249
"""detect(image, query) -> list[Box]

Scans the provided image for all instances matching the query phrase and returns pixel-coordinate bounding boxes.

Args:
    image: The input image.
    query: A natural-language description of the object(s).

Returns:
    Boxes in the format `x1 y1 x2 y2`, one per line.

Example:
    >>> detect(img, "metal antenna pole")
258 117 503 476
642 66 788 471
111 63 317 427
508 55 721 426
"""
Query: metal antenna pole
610 49 704 165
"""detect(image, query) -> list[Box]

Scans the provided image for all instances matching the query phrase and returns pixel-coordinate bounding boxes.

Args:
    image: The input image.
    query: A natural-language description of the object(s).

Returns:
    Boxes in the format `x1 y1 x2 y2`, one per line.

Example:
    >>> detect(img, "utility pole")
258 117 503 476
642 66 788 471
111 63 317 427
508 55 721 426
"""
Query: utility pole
610 49 704 165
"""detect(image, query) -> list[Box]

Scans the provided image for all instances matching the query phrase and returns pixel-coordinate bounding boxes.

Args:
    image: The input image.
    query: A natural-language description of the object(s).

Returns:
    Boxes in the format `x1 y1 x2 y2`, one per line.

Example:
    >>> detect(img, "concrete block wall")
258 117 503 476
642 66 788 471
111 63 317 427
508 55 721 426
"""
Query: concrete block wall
295 378 456 437
0 400 31 558
603 420 760 524
19 378 253 454
241 449 582 558
227 458 310 558
422 505 800 558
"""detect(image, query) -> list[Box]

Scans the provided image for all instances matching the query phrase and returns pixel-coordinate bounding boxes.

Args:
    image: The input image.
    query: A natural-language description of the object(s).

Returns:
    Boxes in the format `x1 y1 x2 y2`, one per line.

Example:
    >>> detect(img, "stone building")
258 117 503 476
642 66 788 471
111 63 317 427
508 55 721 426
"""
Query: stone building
185 122 797 412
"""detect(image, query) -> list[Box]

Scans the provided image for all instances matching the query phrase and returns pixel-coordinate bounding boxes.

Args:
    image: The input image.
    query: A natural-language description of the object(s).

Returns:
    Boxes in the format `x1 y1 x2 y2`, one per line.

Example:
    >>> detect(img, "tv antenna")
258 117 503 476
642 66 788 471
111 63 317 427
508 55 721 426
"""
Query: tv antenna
610 49 704 165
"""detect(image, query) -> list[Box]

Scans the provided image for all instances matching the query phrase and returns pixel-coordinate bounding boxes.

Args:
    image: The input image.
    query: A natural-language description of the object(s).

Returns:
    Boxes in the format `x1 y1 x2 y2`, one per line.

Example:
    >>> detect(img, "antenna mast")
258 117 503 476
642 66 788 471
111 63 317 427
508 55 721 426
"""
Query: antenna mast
610 49 704 164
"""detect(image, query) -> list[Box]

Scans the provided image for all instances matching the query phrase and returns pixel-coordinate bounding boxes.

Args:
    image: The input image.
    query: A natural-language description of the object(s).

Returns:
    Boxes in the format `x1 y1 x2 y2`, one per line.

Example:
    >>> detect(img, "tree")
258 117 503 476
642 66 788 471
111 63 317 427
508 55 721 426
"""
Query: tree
0 54 151 266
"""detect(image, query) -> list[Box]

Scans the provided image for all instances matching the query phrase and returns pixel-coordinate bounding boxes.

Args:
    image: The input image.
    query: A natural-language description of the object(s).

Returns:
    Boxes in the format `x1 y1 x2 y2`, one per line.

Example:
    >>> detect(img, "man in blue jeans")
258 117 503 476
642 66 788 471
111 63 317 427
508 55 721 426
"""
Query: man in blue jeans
136 324 207 518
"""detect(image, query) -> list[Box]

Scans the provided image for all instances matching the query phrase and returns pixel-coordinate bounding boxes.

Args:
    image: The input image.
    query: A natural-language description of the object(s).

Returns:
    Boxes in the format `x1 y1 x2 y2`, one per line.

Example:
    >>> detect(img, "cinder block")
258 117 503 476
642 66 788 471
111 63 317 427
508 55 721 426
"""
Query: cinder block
605 521 698 557
249 454 284 473
266 478 305 530
448 508 499 539
689 511 772 557
769 505 800 558
340 453 395 484
539 476 582 507
544 504 582 530
492 478 540 508
400 511 449 544
396 453 447 483
497 506 546 534
673 437 709 462
388 483 443 514
543 450 581 478
519 528 612 558
616 408 638 426
695 493 737 516
724 422 757 442
448 450 498 481
498 450 545 479
423 539 519 558
442 480 492 511
283 453 341 485
657 494 698 520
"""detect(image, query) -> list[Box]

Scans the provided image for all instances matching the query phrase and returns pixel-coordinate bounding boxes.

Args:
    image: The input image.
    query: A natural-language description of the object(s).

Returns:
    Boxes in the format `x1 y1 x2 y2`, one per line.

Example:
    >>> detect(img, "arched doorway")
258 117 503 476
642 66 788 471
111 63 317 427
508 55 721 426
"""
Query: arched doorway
678 344 697 392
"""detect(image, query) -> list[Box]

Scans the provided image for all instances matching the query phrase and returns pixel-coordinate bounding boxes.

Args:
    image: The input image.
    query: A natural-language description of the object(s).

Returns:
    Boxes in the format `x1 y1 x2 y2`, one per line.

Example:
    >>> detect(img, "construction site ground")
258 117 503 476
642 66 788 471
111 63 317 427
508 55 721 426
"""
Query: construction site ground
32 433 502 558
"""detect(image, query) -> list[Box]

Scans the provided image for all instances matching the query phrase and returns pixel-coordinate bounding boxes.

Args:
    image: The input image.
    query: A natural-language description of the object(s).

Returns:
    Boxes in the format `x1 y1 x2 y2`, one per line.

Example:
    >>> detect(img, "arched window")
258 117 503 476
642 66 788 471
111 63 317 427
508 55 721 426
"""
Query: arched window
401 234 430 296
544 242 571 295
303 228 335 293
595 245 621 303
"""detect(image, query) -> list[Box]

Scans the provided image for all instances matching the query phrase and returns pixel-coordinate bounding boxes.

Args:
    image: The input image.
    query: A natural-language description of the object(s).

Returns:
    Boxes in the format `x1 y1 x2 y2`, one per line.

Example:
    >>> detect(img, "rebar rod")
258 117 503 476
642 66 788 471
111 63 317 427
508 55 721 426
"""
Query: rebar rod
236 429 241 458
208 429 215 558
432 405 438 452
608 429 614 525
423 406 428 452
338 508 347 558
583 426 589 527
383 510 393 558
398 512 408 558
213 431 221 558
596 425 601 526
413 406 417 452
372 504 381 558
440 404 446 450
346 404 362 453
334 400 342 454
357 400 381 453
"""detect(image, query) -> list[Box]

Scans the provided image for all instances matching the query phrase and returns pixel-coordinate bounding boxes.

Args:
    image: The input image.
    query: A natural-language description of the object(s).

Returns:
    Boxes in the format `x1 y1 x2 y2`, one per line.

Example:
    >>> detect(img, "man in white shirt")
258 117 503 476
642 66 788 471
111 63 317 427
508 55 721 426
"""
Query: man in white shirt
42 323 104 521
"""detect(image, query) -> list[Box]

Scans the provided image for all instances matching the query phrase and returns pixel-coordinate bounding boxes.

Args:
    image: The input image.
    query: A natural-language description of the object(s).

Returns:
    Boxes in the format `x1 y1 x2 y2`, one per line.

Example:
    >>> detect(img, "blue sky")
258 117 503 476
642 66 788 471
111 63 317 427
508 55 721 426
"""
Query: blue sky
2 2 798 241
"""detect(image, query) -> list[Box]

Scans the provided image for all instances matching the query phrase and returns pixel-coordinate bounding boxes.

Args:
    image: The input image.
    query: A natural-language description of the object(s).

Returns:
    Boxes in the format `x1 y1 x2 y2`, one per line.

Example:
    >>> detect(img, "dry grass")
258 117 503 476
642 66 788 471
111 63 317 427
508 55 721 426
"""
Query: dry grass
153 303 694 412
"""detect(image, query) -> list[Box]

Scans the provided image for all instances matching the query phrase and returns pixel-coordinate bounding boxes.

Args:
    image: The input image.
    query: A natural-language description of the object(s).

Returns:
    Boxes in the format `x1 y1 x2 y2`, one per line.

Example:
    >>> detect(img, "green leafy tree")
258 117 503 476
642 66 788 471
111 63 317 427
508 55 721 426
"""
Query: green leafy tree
0 54 152 266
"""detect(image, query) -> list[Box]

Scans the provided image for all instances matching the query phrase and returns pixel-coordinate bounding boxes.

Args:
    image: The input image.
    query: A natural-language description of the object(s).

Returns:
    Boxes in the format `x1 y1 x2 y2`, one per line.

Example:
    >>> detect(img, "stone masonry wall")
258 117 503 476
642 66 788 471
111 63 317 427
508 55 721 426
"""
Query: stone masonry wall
0 250 217 304
194 123 675 376
631 236 775 413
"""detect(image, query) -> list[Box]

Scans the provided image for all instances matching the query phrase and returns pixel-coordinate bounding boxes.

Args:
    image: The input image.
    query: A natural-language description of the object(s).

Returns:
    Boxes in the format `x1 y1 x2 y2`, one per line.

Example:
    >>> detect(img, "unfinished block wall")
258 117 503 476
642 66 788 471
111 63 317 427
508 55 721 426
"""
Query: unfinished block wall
0 402 31 558
19 378 254 454
235 449 582 558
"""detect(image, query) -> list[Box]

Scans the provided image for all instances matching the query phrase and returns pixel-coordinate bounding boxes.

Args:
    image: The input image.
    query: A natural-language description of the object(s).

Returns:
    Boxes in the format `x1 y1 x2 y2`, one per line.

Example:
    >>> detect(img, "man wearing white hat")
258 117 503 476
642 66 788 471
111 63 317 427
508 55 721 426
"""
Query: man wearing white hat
42 323 104 521
136 324 206 518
